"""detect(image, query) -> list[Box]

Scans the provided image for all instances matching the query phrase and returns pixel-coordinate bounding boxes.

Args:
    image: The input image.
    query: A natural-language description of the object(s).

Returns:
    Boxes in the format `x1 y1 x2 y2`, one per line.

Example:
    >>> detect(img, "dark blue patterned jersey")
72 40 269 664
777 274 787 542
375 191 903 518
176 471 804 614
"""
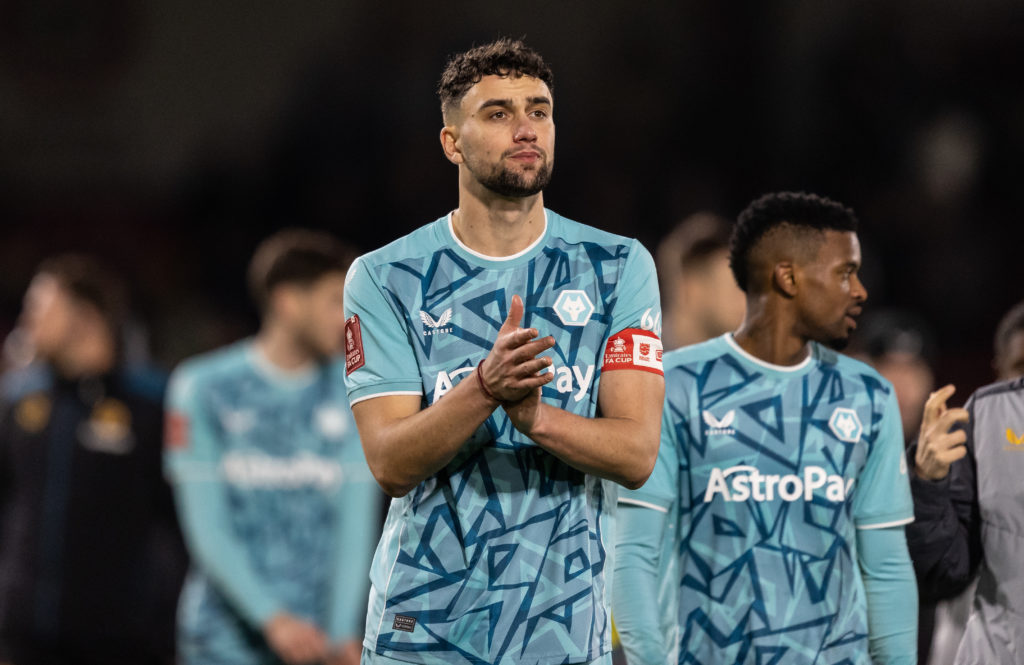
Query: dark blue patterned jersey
619 334 913 664
343 209 663 664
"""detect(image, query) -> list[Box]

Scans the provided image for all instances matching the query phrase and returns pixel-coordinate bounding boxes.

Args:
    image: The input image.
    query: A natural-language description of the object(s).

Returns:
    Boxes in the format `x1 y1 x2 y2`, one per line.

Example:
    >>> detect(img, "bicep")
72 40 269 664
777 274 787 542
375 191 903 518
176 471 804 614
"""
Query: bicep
351 393 423 450
596 369 664 431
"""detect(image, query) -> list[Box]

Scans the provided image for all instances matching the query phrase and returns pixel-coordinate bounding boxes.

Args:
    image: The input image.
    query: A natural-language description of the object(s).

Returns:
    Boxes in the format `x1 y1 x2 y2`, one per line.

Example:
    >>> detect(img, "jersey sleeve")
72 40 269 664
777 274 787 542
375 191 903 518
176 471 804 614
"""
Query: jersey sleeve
343 256 423 405
618 406 679 512
852 386 914 529
601 241 663 376
163 366 282 628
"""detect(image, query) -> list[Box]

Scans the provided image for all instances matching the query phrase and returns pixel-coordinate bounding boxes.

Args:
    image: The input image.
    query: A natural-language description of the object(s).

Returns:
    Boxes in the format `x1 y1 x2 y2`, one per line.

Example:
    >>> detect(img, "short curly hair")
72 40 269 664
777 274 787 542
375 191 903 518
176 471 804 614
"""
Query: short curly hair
729 191 859 292
438 38 554 119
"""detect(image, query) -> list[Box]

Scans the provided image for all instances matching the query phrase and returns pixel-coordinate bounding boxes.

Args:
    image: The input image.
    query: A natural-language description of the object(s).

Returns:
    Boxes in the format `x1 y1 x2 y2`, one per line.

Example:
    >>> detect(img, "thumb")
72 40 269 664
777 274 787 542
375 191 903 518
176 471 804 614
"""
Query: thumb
502 294 524 331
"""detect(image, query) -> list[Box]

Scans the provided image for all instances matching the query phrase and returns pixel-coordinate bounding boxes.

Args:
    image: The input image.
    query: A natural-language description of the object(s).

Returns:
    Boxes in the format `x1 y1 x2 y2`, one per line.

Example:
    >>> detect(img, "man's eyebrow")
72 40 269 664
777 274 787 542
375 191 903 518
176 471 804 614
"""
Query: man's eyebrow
478 98 512 111
477 96 552 112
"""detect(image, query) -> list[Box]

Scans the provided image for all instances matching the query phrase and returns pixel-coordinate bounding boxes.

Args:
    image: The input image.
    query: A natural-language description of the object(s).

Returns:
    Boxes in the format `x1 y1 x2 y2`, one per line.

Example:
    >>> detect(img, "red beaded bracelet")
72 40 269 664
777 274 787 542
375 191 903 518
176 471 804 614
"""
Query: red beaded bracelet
476 358 500 404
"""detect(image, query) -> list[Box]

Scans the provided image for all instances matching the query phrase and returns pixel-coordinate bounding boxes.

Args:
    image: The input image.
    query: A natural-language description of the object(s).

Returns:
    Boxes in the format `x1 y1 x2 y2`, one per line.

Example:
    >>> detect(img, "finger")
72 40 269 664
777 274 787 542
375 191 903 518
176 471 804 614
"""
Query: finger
940 446 968 465
936 407 970 431
502 294 525 332
518 371 555 388
922 384 956 426
513 336 557 360
516 357 553 377
935 430 967 450
496 326 539 351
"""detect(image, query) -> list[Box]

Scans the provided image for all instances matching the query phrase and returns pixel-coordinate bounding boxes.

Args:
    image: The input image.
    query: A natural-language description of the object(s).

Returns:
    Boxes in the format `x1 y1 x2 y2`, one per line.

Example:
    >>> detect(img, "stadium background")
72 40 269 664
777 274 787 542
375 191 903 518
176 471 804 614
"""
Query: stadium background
1 0 1022 394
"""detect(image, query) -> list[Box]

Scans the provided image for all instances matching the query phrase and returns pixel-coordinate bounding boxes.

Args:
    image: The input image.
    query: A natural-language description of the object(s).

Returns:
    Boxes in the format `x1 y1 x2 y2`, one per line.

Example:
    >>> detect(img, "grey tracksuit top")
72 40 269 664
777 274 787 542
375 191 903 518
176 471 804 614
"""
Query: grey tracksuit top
908 377 1024 665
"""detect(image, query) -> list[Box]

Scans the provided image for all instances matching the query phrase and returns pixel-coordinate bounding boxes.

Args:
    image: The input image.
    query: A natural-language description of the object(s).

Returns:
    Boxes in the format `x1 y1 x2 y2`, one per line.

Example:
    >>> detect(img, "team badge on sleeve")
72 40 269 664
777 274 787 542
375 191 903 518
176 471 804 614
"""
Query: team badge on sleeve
602 328 664 375
345 314 366 375
165 411 189 450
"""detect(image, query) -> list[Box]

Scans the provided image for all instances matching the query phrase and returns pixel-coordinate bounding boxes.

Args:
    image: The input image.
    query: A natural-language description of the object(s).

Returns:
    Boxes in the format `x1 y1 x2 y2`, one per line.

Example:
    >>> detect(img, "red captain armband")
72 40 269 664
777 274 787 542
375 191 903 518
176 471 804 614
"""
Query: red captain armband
165 411 190 450
602 328 664 376
345 315 366 375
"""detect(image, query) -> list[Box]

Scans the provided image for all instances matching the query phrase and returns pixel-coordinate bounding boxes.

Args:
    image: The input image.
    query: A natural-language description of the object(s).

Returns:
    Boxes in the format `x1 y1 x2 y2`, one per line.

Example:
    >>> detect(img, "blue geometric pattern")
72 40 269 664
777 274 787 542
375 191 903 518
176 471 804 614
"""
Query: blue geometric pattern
633 335 912 664
165 341 375 662
345 211 661 664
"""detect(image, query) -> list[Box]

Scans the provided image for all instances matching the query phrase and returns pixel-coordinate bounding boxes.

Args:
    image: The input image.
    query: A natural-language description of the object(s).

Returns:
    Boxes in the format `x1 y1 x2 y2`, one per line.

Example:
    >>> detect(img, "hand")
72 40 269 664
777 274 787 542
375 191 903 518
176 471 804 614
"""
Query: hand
479 294 555 403
503 386 545 436
326 639 362 665
263 613 329 665
914 384 970 481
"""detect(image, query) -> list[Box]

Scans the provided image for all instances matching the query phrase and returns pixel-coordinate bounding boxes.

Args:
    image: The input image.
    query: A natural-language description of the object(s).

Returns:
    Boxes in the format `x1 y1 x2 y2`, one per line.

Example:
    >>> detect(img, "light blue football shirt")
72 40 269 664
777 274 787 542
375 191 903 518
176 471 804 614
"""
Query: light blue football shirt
620 333 912 665
165 341 380 664
344 209 662 665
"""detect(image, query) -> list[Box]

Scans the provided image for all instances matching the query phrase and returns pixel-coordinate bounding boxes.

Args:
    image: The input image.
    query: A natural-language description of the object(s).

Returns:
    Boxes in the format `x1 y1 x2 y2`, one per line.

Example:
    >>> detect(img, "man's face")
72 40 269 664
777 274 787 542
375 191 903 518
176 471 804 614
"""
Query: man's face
995 329 1024 380
20 274 76 359
285 272 348 360
793 230 868 350
446 74 554 197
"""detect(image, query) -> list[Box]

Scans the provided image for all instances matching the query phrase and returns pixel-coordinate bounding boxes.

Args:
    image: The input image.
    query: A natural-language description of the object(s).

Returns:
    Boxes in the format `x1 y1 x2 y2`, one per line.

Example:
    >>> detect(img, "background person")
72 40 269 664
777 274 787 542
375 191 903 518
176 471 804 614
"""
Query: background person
614 192 917 664
0 254 186 665
165 230 380 665
655 211 746 351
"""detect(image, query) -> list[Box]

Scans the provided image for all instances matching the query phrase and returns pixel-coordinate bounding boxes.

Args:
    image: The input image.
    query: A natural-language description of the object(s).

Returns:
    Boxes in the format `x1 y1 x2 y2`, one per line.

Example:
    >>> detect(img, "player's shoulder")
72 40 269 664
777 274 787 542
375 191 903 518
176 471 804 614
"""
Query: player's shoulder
0 362 53 405
663 335 732 371
547 209 642 251
970 375 1024 405
816 345 898 406
170 339 254 390
353 216 447 271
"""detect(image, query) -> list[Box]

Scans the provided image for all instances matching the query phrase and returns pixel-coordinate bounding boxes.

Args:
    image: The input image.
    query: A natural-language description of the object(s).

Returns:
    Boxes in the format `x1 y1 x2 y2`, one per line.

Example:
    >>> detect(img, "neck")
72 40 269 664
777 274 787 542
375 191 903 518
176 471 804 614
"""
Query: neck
731 297 811 367
256 323 316 372
452 176 546 257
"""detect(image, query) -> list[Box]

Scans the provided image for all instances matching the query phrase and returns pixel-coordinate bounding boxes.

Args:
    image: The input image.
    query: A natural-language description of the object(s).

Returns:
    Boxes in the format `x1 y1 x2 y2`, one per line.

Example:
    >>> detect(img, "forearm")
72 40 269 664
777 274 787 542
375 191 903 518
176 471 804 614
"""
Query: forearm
175 480 280 627
355 374 498 497
612 506 670 664
524 402 658 489
858 526 918 665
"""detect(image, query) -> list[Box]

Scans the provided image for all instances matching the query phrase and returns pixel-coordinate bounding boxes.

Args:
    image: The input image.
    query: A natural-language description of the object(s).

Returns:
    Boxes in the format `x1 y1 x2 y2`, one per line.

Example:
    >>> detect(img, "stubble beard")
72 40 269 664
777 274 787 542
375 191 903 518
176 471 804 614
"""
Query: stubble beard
473 157 553 199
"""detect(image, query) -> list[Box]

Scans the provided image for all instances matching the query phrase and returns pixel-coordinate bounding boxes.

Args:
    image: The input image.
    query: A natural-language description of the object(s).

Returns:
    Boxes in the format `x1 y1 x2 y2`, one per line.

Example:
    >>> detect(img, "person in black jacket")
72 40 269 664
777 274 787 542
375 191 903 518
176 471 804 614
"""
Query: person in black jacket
0 255 187 665
906 299 1024 664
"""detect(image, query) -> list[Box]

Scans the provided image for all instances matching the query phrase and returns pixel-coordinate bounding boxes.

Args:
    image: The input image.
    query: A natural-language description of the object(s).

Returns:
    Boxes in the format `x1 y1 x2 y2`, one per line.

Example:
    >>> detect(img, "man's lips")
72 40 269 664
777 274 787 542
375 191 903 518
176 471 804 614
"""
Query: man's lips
506 150 542 162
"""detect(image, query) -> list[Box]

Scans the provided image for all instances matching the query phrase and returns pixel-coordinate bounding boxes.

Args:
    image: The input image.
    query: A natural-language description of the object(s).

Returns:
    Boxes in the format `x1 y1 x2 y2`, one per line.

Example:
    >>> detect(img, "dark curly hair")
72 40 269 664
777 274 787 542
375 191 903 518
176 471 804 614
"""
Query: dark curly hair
729 191 859 292
438 38 554 119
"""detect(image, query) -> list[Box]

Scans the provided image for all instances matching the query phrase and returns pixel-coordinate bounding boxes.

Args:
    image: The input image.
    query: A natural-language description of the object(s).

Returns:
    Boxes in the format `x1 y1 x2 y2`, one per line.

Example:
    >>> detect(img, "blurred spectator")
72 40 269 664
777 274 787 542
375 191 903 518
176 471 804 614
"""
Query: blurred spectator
906 297 1024 664
992 300 1024 382
0 254 186 665
164 229 381 665
852 309 937 443
655 212 745 350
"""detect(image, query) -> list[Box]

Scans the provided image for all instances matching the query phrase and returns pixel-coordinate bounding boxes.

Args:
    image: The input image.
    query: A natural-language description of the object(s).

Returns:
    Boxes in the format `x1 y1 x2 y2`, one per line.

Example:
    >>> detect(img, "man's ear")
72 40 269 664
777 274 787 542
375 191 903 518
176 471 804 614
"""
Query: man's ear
772 261 798 298
440 125 463 165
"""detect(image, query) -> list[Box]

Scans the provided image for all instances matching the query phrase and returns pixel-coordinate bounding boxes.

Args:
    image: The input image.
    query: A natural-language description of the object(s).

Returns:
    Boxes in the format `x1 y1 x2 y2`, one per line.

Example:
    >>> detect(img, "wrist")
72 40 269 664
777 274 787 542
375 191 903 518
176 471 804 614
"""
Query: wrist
476 359 501 405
